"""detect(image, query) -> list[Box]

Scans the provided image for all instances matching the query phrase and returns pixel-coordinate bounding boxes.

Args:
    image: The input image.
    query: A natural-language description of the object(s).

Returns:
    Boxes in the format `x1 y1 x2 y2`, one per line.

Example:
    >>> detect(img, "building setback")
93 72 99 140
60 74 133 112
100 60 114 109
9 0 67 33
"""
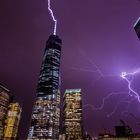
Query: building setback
27 35 62 140
134 17 140 40
4 102 22 140
0 85 10 139
63 89 83 140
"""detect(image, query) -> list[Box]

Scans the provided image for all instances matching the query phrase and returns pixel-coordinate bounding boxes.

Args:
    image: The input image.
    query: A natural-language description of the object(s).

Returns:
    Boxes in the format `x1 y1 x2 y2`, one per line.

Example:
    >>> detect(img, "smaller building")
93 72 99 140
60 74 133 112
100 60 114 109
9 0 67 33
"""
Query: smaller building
63 89 83 140
115 120 133 138
4 102 22 140
134 17 140 40
98 120 140 140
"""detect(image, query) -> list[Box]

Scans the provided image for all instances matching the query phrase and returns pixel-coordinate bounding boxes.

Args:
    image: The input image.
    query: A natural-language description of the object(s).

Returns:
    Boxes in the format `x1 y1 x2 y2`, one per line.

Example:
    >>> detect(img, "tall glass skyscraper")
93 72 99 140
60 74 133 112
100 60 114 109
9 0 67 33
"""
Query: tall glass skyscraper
134 17 140 40
27 35 62 140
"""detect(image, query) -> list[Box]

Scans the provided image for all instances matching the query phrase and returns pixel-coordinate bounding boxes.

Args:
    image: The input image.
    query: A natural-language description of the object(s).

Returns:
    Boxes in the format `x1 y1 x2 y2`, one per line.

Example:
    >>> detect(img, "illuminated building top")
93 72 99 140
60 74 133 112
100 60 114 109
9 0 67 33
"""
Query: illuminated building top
65 89 81 94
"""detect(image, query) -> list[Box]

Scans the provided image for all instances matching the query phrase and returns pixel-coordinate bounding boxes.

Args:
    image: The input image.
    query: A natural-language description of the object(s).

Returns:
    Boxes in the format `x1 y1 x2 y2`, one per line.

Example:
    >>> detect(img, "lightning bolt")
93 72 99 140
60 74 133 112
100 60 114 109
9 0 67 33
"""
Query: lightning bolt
48 0 57 35
70 48 118 82
107 97 135 118
120 69 140 102
83 68 140 117
83 92 127 111
72 49 140 117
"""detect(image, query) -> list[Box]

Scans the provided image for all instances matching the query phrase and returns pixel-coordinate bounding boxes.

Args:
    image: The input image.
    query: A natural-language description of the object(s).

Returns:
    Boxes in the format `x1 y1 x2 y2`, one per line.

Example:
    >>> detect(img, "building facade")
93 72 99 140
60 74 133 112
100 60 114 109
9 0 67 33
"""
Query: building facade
4 102 22 140
0 85 10 139
134 17 140 40
27 35 62 140
63 89 83 140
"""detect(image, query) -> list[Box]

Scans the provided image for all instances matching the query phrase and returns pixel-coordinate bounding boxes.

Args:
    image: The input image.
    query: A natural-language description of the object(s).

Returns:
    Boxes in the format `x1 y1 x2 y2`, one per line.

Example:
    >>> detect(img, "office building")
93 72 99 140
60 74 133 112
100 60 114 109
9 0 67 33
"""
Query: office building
134 17 140 40
27 35 62 140
4 102 22 140
0 85 10 139
63 89 83 140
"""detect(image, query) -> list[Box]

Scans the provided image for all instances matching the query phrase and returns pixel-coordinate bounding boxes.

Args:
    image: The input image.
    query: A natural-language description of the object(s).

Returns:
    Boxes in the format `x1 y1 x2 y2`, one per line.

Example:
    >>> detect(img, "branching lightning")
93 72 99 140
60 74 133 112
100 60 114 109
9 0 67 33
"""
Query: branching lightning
48 0 57 35
71 49 140 117
107 97 135 118
83 92 127 111
120 69 140 102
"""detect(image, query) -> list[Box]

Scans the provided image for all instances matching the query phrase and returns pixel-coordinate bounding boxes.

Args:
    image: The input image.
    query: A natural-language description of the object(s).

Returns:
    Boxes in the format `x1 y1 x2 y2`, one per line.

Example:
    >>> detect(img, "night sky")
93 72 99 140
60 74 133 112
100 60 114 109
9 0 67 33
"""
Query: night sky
0 0 140 139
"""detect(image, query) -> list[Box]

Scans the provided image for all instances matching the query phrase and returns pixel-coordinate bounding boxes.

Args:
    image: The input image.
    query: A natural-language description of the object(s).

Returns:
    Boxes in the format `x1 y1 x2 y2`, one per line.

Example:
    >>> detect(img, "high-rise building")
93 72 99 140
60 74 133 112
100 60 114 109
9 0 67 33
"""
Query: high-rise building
63 89 83 140
0 85 10 139
27 35 62 140
134 17 140 40
4 102 22 140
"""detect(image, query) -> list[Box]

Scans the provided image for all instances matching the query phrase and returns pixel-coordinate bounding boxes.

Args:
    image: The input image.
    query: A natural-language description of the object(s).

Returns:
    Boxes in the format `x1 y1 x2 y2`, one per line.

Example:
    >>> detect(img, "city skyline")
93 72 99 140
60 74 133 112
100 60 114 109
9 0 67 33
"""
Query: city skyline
0 0 140 139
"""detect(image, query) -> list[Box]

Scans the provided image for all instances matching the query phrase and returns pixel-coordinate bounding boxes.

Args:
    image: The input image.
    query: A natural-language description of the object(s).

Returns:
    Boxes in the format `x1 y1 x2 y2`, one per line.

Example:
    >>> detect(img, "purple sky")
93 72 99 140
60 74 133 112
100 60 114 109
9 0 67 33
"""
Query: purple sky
0 0 140 139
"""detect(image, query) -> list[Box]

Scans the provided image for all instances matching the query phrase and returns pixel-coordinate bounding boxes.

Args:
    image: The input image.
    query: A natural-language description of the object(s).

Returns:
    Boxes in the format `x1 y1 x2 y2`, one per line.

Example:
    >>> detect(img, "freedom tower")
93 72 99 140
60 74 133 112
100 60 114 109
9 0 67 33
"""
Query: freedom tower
27 35 62 140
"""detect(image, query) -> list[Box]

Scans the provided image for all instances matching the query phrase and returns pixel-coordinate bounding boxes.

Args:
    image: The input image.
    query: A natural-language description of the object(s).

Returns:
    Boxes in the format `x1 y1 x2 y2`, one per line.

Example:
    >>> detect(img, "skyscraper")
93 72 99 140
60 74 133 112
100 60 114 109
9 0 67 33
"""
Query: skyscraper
0 85 10 139
63 89 83 140
27 35 62 140
134 17 140 40
4 102 22 140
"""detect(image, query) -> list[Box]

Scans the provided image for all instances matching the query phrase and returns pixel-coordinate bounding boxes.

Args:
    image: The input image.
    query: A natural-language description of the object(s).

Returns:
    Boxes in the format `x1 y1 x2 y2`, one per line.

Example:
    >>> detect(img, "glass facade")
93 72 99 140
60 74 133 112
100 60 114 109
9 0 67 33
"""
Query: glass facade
134 17 140 40
63 89 83 140
0 85 10 139
4 102 22 140
28 35 62 140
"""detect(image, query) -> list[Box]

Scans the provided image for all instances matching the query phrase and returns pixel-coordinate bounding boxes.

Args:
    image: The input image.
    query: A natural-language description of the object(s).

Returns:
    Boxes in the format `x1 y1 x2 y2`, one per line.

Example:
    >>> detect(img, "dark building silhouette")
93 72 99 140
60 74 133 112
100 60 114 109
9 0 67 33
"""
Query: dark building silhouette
134 17 140 40
98 120 139 139
115 120 132 137
27 35 62 140
115 126 126 137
